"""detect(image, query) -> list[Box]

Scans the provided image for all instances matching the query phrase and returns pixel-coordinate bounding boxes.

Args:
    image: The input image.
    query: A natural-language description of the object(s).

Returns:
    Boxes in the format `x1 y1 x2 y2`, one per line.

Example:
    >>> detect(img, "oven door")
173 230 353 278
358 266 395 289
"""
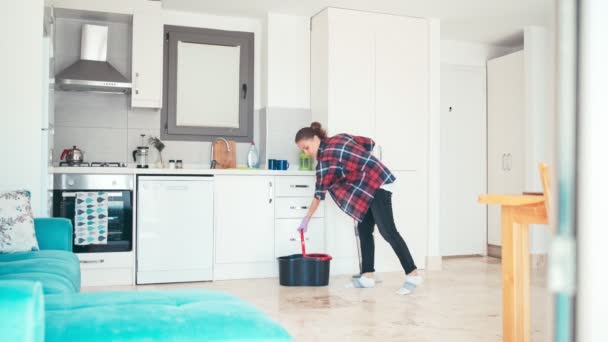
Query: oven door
52 190 133 253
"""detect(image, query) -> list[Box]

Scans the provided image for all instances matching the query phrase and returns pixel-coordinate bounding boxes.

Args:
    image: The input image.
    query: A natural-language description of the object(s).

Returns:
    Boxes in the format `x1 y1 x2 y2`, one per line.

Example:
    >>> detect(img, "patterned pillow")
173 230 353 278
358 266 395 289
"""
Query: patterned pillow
0 190 39 253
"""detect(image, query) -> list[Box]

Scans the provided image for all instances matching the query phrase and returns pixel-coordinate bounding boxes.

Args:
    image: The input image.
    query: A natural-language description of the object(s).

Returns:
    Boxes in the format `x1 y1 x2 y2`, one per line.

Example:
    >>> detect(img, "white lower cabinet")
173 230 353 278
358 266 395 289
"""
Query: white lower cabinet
77 252 134 287
275 218 325 258
214 175 276 280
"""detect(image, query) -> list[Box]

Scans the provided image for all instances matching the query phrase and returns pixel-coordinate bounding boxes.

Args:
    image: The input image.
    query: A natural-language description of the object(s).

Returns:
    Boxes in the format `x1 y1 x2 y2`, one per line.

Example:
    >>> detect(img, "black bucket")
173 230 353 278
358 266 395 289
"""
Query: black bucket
278 254 332 286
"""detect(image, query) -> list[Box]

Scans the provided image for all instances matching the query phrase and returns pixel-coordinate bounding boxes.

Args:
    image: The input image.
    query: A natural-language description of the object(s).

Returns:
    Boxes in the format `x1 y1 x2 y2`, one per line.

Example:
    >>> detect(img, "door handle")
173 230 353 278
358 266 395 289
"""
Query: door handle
290 206 309 210
507 153 512 171
134 72 140 95
501 153 506 171
268 181 273 204
80 259 104 264
242 83 247 99
290 184 310 188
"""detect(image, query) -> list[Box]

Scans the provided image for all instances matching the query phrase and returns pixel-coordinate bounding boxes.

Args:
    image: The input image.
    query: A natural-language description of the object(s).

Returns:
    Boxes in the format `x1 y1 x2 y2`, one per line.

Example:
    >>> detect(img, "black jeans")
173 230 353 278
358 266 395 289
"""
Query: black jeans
357 188 417 274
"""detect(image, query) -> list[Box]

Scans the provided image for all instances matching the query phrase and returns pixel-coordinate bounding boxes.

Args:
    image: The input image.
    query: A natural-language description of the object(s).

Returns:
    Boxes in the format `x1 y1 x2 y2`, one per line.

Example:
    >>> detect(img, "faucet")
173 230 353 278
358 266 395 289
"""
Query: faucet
210 137 231 169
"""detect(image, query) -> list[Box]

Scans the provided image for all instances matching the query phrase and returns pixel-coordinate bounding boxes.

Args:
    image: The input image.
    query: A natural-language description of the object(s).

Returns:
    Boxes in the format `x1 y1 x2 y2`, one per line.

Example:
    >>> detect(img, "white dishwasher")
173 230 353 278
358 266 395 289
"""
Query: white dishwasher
137 176 214 284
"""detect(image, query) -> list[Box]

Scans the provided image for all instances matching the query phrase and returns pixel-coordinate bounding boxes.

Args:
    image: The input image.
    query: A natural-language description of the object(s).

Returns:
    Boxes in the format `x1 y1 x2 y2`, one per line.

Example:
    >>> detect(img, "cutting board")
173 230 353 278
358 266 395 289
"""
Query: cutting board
213 140 237 169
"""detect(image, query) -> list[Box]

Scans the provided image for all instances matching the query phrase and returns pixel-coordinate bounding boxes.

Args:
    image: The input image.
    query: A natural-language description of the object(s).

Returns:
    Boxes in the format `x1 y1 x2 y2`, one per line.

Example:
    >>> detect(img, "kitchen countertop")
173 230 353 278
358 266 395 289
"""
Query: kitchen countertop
49 166 316 176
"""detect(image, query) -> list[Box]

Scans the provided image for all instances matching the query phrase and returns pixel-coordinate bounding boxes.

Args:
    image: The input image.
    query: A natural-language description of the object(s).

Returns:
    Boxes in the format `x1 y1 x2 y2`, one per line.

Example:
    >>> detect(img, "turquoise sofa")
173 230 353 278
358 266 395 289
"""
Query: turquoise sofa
0 218 80 294
0 219 292 342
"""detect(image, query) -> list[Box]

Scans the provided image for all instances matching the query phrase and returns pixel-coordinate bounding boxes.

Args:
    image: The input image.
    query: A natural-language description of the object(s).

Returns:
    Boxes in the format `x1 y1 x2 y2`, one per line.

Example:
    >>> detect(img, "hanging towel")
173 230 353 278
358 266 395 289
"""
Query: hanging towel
75 192 109 245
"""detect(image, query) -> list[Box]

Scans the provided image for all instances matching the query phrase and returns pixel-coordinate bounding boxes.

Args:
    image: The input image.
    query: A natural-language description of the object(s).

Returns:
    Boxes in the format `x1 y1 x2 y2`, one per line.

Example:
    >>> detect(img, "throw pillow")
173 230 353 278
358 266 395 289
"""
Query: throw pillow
0 190 39 253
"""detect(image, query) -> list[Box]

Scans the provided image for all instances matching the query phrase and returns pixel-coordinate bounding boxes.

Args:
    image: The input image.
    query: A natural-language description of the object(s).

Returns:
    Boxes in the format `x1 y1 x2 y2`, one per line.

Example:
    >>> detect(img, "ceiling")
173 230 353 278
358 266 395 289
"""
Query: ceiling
162 0 553 46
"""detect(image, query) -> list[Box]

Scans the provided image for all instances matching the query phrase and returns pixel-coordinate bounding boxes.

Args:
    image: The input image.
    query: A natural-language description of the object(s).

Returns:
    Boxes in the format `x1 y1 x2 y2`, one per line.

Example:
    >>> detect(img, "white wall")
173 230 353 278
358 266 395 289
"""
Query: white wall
265 13 310 109
0 1 44 215
524 26 553 254
441 40 520 66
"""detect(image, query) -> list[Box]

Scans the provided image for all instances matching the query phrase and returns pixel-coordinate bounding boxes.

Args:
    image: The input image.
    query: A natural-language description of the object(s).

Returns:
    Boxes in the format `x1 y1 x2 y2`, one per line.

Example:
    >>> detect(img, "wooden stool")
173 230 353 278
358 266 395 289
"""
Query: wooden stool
478 163 550 342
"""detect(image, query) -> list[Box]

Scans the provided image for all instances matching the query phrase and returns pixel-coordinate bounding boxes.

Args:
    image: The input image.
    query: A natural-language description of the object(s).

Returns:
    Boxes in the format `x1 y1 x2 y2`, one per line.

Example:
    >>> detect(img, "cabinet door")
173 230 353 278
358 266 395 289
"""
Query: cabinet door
374 15 429 171
327 9 375 137
487 51 525 246
374 170 428 271
131 9 163 108
275 218 325 258
214 176 275 264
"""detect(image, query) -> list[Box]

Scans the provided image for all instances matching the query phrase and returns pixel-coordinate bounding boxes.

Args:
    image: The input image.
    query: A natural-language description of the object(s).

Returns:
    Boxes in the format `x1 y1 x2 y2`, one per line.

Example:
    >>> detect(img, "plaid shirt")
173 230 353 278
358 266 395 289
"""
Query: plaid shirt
315 134 396 222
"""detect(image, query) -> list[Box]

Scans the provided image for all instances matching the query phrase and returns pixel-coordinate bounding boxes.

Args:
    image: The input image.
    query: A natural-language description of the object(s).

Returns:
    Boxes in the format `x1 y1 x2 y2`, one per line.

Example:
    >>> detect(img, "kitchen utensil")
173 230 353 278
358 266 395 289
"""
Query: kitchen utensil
299 151 313 171
212 139 236 169
277 160 290 170
132 146 150 168
268 159 277 170
60 146 84 163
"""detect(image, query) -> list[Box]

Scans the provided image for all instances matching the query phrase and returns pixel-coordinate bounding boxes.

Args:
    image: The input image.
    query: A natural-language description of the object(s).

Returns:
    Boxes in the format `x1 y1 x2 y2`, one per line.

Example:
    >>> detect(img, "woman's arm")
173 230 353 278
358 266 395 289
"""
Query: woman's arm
304 198 321 219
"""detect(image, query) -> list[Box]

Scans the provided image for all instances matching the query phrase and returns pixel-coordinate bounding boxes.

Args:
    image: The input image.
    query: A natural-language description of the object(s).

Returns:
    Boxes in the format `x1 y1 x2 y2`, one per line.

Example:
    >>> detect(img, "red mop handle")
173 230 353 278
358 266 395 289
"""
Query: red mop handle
300 230 306 256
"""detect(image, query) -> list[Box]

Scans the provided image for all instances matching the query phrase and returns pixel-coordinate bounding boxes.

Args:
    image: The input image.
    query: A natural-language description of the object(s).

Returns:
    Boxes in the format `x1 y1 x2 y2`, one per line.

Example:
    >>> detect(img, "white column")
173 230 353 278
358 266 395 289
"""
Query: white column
426 18 442 270
578 0 608 340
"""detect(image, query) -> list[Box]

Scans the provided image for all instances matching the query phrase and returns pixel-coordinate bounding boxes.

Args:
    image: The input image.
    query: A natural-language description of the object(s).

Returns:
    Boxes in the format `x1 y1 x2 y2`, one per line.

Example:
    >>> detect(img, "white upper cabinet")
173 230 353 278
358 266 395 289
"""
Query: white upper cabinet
214 175 276 264
312 8 430 171
373 14 429 171
131 5 163 108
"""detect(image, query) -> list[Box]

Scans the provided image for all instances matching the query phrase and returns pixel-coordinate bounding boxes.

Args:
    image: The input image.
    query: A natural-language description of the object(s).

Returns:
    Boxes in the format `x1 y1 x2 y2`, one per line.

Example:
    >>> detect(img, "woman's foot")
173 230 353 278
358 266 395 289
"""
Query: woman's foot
396 273 423 295
346 273 376 288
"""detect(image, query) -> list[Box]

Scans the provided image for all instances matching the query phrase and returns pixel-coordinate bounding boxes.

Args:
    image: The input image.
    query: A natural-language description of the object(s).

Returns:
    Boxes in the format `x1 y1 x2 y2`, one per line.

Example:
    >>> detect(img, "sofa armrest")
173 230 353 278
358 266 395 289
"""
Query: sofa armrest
0 280 45 342
34 218 73 251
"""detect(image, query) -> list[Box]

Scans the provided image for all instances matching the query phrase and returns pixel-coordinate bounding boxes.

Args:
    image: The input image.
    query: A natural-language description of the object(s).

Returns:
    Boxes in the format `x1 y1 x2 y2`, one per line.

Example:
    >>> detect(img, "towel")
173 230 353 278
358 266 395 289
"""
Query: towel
75 192 108 245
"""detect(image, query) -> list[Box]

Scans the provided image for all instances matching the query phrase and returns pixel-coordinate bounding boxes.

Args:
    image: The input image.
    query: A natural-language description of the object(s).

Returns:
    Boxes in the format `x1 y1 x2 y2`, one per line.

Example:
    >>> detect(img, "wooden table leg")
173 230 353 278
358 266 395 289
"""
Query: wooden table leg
501 206 531 342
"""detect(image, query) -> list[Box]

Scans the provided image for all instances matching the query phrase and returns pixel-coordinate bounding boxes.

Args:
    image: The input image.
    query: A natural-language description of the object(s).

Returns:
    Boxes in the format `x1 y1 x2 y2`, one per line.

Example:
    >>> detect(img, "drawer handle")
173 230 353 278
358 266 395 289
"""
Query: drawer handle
290 206 308 210
289 238 310 241
80 259 105 264
291 185 310 188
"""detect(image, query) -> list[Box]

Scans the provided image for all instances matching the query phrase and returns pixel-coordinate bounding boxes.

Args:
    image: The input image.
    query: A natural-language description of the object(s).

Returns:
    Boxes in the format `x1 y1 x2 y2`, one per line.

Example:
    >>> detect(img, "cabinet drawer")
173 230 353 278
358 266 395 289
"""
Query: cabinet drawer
81 268 133 287
275 176 316 197
77 252 134 270
275 218 325 258
275 197 324 218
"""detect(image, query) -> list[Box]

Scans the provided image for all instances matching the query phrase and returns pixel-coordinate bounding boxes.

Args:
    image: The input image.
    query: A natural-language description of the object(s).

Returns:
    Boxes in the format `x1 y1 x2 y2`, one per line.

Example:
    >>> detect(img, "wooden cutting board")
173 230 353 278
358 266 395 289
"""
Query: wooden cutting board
213 140 237 169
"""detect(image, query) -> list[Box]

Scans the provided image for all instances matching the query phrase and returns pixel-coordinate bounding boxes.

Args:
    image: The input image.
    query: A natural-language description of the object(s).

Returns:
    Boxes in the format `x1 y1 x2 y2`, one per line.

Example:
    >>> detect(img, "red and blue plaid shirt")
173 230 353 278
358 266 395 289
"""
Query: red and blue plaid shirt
315 133 396 222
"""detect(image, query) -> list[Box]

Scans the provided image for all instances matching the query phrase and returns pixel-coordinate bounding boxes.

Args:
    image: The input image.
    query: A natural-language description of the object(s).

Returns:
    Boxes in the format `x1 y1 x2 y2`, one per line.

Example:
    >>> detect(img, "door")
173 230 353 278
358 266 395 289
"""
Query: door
131 8 163 108
374 15 429 171
327 9 375 137
214 176 275 264
487 51 526 246
137 176 214 284
439 65 487 256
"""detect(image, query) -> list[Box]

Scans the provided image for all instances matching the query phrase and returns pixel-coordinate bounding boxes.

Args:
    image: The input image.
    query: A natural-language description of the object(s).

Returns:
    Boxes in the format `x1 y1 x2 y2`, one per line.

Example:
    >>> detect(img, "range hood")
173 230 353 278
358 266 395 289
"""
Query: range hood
56 24 131 94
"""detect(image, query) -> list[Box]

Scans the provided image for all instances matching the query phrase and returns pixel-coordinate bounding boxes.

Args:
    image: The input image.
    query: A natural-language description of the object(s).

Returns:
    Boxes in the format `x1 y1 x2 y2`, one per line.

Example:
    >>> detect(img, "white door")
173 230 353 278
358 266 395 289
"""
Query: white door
439 65 487 256
487 51 526 246
137 176 214 284
131 8 163 108
214 176 275 264
326 9 375 137
374 15 429 171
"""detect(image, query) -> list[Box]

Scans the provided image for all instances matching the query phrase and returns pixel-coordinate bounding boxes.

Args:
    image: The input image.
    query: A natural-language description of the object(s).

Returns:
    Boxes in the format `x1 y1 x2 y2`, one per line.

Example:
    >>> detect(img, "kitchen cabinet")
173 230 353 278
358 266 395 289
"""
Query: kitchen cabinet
487 51 526 247
274 218 324 258
131 5 163 108
214 175 275 265
311 8 430 171
311 8 431 273
137 176 214 284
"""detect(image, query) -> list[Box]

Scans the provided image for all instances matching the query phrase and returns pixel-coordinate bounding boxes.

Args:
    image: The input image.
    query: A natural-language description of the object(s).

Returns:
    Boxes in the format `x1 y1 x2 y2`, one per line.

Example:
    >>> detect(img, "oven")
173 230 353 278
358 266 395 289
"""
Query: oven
52 174 133 253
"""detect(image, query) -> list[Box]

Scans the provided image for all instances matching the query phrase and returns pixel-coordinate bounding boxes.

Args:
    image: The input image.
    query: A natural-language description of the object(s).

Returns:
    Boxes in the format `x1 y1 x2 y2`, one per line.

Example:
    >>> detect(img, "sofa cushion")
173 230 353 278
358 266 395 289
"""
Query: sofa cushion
0 250 80 294
45 289 292 342
0 190 39 253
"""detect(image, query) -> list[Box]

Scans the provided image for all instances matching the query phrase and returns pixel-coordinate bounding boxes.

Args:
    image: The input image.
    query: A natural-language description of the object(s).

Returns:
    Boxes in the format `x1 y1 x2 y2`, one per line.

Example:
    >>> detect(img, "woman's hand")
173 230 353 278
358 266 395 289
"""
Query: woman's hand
297 217 310 233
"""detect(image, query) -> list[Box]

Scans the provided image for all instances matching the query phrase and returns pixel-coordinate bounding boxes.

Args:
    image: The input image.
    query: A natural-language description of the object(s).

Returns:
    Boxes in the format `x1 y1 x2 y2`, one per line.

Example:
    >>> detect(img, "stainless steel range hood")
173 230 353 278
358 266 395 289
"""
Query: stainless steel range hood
56 24 131 94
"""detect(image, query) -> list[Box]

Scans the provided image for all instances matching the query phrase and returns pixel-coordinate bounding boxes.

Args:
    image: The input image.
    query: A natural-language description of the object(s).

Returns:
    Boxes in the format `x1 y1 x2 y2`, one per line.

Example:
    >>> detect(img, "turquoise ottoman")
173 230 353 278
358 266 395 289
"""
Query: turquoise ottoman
45 289 292 341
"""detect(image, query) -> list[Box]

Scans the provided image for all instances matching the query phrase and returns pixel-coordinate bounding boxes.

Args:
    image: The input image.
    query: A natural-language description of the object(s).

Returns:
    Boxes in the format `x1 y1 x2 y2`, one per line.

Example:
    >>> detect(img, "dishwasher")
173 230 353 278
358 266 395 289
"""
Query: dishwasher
136 175 214 284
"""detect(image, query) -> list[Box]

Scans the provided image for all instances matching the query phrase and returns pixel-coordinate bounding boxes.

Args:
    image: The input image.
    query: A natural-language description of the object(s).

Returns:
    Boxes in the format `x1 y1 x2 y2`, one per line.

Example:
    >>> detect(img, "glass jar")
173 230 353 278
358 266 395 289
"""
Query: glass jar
176 160 183 169
168 160 176 169
299 151 313 171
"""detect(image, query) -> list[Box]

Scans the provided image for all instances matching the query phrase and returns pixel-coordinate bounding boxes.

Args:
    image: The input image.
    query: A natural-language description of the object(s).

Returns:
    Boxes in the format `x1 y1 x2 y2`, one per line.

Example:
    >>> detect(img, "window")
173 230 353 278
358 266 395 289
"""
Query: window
161 25 254 142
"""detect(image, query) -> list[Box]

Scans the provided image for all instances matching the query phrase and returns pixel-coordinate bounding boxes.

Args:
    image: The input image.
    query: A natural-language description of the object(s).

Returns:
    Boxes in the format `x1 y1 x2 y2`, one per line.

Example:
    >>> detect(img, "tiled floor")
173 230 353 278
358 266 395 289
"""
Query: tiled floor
84 257 551 342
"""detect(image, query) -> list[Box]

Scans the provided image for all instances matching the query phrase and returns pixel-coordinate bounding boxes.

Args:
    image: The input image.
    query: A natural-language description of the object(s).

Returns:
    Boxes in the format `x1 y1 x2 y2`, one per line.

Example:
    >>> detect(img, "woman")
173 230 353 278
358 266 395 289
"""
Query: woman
295 122 422 295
